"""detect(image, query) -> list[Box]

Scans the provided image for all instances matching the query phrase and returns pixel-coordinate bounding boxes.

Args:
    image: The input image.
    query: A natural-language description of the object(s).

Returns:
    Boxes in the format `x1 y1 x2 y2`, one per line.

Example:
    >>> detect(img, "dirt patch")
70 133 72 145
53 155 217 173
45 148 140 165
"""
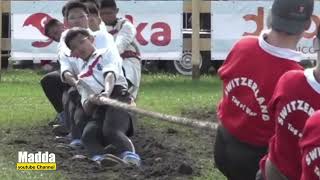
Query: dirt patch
181 107 217 122
0 119 219 180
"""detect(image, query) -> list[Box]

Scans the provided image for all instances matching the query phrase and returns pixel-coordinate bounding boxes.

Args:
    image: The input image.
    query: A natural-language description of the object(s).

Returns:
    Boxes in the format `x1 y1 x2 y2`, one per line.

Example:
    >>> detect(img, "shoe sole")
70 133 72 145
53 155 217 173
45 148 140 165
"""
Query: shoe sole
98 154 126 167
54 136 70 144
69 144 84 150
55 143 73 151
52 125 69 136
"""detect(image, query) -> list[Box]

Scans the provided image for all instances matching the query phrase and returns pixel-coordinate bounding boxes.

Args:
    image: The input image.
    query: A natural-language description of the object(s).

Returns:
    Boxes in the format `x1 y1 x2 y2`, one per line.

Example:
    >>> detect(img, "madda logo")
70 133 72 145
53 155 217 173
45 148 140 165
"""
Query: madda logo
16 151 56 170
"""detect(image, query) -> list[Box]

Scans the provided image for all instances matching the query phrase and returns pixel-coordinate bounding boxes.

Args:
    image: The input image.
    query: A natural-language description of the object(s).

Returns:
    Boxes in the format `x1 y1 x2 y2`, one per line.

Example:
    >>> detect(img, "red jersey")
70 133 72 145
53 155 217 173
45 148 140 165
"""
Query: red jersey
300 111 320 180
263 69 320 180
217 32 303 146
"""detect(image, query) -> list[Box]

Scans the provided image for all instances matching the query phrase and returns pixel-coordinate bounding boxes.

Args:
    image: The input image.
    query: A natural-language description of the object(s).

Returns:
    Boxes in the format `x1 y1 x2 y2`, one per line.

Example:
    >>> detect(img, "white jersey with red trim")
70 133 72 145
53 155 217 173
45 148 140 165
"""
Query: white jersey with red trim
99 21 107 32
106 18 140 57
106 18 141 99
58 28 115 81
77 48 127 104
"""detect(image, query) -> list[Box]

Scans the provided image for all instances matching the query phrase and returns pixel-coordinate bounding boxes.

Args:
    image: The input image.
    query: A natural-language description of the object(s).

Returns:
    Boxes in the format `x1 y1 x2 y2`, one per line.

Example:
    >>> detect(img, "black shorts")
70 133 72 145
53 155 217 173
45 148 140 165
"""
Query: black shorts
92 85 135 137
214 125 268 180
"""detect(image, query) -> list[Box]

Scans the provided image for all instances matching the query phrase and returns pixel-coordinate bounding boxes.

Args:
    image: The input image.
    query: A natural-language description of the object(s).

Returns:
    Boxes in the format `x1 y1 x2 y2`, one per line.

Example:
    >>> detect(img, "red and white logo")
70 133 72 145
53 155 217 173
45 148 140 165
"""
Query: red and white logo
23 13 58 48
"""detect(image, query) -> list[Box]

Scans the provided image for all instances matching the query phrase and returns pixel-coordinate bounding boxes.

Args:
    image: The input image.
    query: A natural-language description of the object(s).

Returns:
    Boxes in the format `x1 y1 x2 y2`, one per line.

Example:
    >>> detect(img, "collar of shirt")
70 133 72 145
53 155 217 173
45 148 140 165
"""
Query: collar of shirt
81 51 99 68
305 68 320 94
258 30 302 62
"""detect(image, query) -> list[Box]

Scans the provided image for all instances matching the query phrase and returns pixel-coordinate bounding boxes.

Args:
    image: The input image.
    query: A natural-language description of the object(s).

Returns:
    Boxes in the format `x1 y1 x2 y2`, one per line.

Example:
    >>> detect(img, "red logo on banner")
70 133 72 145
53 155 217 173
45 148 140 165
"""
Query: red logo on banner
125 15 171 46
242 7 320 39
23 13 172 48
23 13 56 48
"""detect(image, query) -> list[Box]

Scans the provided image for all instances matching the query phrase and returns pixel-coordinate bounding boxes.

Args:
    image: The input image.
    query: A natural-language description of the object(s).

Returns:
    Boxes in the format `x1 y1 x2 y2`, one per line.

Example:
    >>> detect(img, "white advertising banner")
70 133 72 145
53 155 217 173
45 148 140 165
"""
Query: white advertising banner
211 1 319 60
11 1 182 61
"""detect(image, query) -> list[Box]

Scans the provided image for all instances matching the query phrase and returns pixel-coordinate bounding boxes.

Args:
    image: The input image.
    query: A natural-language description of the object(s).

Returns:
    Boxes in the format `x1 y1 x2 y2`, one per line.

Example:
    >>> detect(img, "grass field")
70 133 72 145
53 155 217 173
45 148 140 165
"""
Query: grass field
0 70 226 180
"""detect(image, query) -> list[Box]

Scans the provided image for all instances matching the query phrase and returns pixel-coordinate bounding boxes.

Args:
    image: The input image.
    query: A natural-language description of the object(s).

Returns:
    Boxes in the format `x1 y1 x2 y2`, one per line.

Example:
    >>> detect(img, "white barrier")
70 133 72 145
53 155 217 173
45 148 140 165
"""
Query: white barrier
10 1 183 61
211 1 320 60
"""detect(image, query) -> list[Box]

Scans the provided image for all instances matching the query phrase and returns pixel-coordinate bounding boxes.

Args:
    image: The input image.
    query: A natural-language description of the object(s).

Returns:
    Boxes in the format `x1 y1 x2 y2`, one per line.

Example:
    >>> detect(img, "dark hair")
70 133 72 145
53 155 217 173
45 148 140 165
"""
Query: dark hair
44 19 62 37
272 25 300 36
100 0 117 9
65 27 91 49
79 0 100 8
62 5 67 17
63 1 89 19
86 2 99 16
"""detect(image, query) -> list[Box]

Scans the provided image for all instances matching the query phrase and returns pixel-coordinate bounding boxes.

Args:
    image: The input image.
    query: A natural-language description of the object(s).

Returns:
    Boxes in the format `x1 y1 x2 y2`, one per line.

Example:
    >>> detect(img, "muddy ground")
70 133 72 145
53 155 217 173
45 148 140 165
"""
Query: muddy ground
1 110 218 180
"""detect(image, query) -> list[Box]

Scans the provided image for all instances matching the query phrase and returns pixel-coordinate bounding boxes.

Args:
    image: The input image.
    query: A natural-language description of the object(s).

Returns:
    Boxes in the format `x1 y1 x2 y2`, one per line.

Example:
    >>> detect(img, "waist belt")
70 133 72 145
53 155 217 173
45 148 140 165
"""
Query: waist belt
121 51 140 60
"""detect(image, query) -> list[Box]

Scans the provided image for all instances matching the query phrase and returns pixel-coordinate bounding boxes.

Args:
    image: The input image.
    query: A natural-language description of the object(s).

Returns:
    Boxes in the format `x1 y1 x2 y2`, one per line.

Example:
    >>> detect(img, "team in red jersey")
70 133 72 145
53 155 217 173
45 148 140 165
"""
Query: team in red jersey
258 68 320 180
214 0 314 179
218 35 303 146
215 30 304 180
300 111 320 180
297 26 320 180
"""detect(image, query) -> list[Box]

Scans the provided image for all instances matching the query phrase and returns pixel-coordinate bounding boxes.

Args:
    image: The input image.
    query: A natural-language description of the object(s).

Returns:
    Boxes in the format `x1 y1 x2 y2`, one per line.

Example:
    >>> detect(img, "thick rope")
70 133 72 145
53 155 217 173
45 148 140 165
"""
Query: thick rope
98 96 218 131
77 79 218 131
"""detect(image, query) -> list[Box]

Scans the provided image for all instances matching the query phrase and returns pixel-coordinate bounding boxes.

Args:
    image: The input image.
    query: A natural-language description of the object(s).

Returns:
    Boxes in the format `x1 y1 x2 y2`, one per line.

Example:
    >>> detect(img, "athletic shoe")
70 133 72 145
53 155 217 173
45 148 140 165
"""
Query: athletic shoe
121 151 141 167
71 154 90 162
66 132 72 139
55 143 73 151
57 112 66 126
91 154 124 167
69 139 83 150
52 124 69 136
48 112 66 127
103 144 118 155
54 136 70 143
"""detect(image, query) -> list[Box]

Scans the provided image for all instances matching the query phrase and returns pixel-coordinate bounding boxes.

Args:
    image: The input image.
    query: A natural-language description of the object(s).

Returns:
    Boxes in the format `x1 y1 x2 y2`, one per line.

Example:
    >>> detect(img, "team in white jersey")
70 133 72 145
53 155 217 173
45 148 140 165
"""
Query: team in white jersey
41 0 141 166
100 0 141 99
64 27 140 166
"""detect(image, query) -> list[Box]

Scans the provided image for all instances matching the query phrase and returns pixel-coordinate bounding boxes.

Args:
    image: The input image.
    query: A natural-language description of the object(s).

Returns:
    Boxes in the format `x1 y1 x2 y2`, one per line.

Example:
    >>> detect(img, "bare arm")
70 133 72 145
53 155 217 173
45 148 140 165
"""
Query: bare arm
101 72 116 97
82 73 115 114
63 71 78 87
